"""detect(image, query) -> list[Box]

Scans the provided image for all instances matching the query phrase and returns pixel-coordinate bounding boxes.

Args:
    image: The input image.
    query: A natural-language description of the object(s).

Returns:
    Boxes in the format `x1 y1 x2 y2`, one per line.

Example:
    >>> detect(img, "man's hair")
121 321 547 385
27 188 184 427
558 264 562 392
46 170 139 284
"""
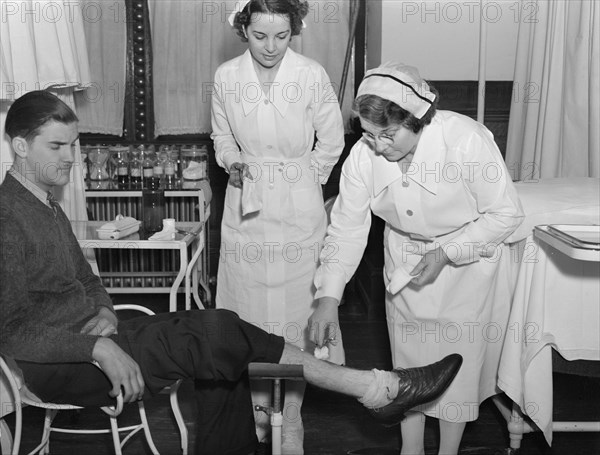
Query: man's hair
5 90 78 142
233 0 309 42
352 85 439 134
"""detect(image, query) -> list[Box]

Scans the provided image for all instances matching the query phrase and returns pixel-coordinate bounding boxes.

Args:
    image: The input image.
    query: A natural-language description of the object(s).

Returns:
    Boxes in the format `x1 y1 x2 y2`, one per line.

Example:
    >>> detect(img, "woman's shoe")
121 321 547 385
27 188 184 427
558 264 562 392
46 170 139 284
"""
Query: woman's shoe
367 353 463 426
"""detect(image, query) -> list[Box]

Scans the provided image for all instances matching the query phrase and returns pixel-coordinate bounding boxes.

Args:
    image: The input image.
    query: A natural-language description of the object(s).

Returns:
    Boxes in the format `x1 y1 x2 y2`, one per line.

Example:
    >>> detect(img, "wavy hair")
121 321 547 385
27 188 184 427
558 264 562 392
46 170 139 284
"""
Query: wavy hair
233 0 309 41
5 91 78 142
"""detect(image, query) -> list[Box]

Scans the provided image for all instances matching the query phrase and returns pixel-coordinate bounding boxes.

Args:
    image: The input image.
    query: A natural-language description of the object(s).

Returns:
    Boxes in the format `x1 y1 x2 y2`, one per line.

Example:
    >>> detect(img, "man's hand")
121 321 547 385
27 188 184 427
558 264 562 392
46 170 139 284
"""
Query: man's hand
80 307 118 337
410 247 451 286
228 162 252 188
92 337 145 402
309 297 341 348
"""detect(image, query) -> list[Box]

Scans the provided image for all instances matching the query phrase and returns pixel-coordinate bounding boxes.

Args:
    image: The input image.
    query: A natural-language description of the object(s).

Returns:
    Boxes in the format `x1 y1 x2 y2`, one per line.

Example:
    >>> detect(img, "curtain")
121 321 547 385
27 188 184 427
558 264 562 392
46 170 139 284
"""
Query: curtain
74 0 127 135
0 0 91 220
149 0 354 135
505 0 599 180
0 0 91 99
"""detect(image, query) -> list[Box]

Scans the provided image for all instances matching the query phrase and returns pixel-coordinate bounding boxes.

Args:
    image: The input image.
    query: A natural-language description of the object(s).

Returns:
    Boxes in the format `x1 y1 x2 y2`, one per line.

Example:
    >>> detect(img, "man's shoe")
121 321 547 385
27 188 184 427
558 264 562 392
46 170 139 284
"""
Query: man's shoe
368 353 463 427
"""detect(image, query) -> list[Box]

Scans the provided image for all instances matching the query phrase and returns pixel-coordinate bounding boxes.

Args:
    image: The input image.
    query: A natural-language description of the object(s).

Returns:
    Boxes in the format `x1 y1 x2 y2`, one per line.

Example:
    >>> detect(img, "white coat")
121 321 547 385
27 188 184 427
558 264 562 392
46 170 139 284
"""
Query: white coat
315 111 524 421
211 49 344 350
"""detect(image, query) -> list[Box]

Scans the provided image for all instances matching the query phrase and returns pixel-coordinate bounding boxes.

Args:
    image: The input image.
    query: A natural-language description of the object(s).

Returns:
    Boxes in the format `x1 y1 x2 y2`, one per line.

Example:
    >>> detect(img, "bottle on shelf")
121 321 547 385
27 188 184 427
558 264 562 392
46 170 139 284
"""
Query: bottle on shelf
141 145 156 188
153 148 165 186
129 149 143 189
181 145 208 189
87 145 111 190
111 145 130 190
162 145 179 190
142 176 165 234
80 145 89 184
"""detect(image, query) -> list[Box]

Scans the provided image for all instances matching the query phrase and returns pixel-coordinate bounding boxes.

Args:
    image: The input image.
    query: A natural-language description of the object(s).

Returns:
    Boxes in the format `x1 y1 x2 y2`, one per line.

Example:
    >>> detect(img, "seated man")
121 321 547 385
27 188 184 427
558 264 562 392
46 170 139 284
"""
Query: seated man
0 91 462 455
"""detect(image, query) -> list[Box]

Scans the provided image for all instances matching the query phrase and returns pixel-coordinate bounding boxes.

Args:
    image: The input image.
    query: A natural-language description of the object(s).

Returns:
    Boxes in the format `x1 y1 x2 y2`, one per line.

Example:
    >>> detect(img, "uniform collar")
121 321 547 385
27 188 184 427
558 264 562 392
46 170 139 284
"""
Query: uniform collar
371 115 445 196
239 48 297 118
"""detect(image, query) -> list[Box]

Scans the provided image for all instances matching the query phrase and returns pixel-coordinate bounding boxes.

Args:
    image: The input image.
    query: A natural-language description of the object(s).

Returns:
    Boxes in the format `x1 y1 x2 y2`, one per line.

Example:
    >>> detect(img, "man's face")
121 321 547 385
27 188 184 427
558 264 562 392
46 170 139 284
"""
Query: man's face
18 120 79 192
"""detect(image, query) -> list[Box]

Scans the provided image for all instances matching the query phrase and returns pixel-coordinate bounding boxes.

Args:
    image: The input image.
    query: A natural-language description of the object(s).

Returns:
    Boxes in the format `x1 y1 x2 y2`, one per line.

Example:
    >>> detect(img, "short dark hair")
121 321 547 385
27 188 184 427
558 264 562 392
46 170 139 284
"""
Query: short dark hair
233 0 309 42
4 90 78 142
352 85 439 134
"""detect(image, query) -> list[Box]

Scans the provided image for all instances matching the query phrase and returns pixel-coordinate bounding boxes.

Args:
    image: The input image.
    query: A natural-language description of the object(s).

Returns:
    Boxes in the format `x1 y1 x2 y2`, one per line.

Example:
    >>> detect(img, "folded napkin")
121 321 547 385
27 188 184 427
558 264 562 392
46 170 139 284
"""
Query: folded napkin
241 179 262 216
96 215 140 240
386 267 415 295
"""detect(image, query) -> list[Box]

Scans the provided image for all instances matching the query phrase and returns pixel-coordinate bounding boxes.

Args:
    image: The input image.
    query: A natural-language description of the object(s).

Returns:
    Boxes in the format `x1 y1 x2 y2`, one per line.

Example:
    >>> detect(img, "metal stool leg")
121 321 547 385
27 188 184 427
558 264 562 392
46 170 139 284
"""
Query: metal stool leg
249 363 304 455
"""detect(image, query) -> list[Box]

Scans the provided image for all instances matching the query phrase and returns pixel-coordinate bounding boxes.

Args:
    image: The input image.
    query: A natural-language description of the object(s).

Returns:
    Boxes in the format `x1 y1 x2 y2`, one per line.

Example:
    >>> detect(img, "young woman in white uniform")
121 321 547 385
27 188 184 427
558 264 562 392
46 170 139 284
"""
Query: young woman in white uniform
310 62 524 454
211 1 344 451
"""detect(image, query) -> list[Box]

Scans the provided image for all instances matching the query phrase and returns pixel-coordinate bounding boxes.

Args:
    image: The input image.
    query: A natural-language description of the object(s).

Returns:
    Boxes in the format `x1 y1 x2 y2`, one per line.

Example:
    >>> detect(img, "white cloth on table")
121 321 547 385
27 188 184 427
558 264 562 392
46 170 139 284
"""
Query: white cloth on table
506 178 600 243
497 235 600 445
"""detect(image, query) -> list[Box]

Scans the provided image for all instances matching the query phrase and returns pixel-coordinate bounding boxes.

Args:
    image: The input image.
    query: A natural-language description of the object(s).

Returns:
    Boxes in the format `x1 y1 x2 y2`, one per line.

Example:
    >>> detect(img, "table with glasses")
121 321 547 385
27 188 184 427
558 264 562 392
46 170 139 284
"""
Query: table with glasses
71 220 208 312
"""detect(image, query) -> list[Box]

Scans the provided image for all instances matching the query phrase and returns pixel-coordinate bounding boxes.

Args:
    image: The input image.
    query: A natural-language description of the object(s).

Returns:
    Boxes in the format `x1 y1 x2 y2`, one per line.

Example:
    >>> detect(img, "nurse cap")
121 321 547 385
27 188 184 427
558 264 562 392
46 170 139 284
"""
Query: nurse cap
356 62 436 119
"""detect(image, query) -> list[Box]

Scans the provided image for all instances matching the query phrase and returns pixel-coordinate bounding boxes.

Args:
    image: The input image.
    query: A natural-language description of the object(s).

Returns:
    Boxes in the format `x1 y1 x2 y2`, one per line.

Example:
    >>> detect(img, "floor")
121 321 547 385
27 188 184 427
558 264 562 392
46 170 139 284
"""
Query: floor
4 296 600 455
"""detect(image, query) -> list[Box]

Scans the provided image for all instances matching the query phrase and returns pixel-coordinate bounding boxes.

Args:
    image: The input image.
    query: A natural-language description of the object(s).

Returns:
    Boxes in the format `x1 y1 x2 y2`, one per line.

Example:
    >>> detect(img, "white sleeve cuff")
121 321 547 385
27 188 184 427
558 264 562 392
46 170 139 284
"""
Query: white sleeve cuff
314 273 347 303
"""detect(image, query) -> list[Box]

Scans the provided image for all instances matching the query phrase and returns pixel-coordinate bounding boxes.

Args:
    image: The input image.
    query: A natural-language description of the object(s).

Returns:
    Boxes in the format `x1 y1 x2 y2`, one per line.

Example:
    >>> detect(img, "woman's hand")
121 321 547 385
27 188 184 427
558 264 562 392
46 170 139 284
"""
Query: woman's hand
80 307 118 337
228 162 251 188
410 247 451 286
309 297 341 348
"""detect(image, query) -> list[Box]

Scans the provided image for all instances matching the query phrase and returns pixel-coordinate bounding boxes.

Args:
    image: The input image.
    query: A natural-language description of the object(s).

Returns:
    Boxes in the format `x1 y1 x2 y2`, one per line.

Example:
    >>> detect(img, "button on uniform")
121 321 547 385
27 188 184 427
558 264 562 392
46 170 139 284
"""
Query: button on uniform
402 181 409 187
406 210 413 216
264 99 269 105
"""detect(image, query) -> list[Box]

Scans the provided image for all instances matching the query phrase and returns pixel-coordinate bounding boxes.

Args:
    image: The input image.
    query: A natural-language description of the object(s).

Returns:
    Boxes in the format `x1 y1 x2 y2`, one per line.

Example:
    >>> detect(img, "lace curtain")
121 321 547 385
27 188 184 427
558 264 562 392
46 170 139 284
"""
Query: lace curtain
0 0 90 220
74 0 127 136
149 0 354 136
505 0 599 179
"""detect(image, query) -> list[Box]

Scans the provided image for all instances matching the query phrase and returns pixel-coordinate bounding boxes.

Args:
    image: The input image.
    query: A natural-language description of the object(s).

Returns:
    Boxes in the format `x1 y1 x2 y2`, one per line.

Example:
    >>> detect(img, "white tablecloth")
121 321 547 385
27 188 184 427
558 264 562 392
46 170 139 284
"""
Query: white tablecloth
497 232 600 445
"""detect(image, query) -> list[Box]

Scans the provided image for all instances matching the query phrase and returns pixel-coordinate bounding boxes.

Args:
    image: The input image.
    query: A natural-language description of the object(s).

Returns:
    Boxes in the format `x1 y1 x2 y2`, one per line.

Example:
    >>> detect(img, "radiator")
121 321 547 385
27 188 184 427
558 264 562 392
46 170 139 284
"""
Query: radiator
85 190 210 305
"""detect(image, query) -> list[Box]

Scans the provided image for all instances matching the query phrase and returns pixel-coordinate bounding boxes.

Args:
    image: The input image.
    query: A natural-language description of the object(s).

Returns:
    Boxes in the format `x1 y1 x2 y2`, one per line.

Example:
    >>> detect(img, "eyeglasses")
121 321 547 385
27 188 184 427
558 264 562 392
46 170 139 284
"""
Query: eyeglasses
361 128 399 145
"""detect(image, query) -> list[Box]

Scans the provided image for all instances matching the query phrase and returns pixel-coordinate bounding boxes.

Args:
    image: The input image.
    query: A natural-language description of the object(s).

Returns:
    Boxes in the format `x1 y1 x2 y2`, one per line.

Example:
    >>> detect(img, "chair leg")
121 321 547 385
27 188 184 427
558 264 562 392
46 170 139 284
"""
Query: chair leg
170 380 188 455
137 401 160 455
1 418 16 455
109 415 123 455
39 409 58 455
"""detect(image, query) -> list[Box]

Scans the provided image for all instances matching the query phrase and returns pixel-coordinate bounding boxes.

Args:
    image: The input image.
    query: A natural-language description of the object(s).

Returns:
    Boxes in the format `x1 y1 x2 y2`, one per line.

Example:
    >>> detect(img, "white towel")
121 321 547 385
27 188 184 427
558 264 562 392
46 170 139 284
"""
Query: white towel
241 179 262 216
386 267 415 295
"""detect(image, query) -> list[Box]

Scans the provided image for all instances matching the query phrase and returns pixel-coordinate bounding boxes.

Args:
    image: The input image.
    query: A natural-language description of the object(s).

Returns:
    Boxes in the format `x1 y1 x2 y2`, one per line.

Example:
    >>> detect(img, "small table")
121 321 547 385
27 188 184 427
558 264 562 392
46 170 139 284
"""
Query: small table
495 225 600 450
71 221 208 312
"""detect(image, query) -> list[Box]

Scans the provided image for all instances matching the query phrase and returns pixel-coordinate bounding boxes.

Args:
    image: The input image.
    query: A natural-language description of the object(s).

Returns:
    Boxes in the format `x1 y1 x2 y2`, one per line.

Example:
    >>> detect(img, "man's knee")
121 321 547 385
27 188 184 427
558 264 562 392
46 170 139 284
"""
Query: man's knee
185 309 249 344
190 308 242 327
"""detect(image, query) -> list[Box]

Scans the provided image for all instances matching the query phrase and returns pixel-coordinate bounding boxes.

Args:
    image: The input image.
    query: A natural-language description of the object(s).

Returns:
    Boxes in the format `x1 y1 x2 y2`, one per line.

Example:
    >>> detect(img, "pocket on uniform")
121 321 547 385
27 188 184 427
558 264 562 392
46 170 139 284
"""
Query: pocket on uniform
290 185 325 231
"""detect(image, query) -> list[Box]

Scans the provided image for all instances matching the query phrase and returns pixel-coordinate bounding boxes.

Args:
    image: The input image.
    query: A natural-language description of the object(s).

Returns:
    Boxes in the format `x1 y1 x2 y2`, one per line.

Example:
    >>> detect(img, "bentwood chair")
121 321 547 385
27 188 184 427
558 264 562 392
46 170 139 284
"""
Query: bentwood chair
0 304 187 455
